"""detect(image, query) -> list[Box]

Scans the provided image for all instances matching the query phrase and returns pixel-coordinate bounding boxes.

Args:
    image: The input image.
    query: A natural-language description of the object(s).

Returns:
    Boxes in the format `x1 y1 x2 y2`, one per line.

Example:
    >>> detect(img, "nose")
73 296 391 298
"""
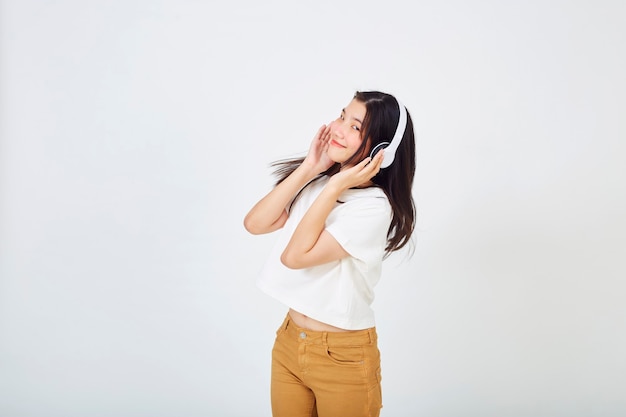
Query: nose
331 120 345 138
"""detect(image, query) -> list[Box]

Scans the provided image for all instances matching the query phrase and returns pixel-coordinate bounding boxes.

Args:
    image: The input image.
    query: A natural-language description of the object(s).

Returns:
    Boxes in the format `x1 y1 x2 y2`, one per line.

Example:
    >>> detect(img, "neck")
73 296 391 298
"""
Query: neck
351 180 374 189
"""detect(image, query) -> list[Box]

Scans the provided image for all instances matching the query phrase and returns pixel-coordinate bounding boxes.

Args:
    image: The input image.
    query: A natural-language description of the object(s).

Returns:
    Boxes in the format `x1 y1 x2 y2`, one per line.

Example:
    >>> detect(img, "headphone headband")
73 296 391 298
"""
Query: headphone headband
377 98 407 168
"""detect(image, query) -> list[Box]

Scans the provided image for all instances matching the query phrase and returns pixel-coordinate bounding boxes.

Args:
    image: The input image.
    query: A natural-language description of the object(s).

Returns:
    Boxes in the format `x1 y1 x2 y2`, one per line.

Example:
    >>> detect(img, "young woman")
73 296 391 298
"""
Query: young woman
244 91 416 417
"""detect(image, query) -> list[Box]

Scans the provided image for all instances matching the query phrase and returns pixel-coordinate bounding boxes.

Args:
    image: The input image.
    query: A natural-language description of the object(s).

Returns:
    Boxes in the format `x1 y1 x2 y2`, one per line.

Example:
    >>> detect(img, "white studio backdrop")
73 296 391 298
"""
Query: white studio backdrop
1 1 625 416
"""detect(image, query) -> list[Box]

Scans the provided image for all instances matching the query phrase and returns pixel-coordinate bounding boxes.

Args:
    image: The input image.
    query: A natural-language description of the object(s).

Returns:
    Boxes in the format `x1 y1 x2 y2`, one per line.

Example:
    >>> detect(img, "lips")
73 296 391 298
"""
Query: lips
330 139 346 148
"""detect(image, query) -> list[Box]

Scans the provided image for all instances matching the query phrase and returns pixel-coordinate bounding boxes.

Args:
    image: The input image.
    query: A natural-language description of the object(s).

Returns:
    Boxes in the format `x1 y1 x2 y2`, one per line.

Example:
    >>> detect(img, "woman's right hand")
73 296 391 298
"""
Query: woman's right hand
301 124 335 174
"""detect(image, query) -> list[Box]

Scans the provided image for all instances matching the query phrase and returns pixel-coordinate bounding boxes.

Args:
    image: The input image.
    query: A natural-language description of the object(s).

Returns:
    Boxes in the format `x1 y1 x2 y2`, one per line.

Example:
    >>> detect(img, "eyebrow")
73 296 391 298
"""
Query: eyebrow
341 108 363 125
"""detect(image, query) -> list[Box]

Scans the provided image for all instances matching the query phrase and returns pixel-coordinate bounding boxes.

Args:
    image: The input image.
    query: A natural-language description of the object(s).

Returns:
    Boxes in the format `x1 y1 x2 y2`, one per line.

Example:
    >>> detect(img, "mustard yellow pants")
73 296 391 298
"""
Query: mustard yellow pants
271 314 383 417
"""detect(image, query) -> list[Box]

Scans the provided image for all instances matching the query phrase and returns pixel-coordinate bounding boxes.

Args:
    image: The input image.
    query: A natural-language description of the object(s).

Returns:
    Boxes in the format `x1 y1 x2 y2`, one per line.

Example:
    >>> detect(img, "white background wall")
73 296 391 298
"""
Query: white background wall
1 1 625 416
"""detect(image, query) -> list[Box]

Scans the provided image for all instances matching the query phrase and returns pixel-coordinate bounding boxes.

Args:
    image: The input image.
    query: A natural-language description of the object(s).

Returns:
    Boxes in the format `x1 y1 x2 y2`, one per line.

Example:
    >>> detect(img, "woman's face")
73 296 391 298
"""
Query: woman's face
327 99 368 166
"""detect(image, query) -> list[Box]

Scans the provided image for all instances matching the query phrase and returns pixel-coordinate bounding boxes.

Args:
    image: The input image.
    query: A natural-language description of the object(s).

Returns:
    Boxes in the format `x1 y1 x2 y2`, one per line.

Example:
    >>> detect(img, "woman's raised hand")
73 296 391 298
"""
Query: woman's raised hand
302 124 335 174
328 150 384 191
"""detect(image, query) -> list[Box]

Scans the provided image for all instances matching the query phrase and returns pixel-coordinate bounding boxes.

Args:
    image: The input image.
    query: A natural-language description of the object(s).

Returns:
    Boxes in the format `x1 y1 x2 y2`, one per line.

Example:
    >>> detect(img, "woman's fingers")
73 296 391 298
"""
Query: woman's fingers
321 125 331 143
350 152 383 179
314 126 321 140
362 152 383 178
371 149 384 169
360 150 383 172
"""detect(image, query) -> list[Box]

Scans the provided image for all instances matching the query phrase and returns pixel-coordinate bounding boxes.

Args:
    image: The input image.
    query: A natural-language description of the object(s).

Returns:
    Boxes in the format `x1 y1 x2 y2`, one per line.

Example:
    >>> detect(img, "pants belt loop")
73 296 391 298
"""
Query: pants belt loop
368 328 375 344
322 332 329 346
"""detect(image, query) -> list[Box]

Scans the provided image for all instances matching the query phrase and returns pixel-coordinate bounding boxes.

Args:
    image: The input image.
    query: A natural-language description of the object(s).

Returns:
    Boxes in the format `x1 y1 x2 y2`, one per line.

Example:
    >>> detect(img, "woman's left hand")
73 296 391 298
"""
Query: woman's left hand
328 150 384 191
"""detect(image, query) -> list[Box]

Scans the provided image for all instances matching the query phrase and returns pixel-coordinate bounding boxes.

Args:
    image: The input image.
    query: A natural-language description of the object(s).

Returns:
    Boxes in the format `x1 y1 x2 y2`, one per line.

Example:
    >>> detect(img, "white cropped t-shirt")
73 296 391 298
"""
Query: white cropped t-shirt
257 176 392 330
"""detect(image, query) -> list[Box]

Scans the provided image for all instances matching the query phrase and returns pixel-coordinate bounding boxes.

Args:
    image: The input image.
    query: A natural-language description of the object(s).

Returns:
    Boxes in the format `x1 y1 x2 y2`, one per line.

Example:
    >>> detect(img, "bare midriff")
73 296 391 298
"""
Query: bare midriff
288 308 350 332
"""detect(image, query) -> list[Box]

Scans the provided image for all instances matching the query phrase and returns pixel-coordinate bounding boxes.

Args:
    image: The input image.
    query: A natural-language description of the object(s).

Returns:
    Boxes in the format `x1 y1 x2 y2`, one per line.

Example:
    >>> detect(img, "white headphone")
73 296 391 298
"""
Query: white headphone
369 98 407 169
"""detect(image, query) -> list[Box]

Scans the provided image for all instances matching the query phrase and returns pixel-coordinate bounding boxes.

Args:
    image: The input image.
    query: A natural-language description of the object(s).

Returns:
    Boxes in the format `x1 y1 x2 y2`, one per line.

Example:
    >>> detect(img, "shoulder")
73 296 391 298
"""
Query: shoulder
290 175 329 211
299 175 330 197
329 187 392 227
338 187 390 211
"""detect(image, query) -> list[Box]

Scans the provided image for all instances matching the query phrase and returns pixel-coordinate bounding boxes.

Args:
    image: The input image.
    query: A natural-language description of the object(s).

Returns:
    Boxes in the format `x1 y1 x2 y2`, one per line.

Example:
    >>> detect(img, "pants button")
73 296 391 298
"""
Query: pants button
299 332 306 339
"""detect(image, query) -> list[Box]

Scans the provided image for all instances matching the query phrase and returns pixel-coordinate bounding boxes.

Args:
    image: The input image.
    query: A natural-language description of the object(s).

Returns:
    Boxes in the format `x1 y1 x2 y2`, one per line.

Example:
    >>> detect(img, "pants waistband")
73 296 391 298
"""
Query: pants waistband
279 314 377 346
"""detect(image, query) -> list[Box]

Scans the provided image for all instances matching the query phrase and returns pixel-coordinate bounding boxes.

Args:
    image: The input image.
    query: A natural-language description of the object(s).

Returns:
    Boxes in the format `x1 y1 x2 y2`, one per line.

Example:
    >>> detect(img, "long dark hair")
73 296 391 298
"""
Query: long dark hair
272 91 416 255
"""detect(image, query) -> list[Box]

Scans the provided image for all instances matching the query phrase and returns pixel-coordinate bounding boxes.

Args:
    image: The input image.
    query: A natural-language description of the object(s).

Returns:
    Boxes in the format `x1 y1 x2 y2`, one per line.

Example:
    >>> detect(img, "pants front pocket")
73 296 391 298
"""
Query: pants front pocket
324 345 364 366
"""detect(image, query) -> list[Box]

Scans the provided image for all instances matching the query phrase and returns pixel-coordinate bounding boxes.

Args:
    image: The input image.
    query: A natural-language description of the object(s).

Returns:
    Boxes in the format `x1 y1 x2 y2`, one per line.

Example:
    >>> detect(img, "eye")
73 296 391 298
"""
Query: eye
339 113 345 120
351 125 360 131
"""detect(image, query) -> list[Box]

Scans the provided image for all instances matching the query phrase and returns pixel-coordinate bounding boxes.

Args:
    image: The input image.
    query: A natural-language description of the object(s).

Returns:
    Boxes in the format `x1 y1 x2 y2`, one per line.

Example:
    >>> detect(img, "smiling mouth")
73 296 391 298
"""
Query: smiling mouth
330 139 346 148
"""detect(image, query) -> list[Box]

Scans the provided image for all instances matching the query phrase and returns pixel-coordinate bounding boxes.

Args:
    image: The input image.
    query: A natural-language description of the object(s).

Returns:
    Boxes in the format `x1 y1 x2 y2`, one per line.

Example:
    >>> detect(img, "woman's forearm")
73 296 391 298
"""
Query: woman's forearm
243 164 319 235
280 182 344 266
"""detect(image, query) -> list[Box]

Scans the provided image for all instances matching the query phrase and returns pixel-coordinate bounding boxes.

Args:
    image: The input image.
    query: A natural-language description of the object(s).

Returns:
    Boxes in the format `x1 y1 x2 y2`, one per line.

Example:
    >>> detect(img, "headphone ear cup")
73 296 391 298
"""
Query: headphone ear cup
370 142 389 159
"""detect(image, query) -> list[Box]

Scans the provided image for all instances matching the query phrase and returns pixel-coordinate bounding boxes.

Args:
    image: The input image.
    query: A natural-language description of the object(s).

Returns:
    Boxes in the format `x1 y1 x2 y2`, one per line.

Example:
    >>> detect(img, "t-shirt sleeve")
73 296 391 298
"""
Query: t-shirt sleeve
324 197 392 264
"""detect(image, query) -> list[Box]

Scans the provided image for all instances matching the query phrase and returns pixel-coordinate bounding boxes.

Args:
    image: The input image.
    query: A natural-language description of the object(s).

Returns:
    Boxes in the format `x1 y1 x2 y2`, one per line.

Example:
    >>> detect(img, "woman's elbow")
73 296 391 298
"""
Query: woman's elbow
280 250 303 269
243 214 270 235
244 210 287 235
243 215 260 235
